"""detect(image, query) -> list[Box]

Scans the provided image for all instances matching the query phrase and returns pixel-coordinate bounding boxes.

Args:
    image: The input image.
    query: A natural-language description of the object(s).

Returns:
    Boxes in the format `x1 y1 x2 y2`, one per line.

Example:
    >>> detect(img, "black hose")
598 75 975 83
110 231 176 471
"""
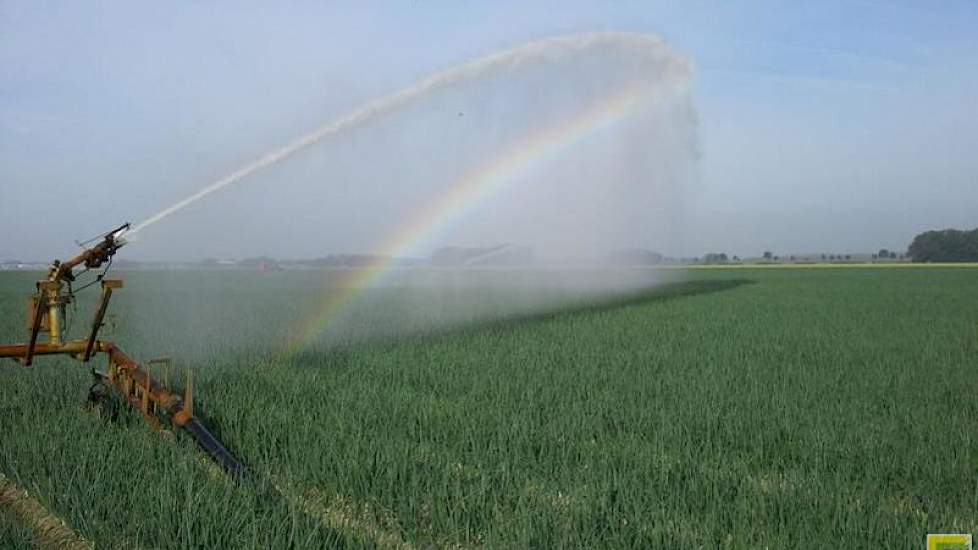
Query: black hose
181 418 247 478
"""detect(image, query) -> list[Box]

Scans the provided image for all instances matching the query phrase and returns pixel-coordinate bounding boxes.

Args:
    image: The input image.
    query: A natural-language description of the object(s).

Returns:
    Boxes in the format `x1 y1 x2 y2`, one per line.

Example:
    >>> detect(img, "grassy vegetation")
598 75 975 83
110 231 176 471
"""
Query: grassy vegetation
0 513 33 550
685 262 978 269
2 267 977 548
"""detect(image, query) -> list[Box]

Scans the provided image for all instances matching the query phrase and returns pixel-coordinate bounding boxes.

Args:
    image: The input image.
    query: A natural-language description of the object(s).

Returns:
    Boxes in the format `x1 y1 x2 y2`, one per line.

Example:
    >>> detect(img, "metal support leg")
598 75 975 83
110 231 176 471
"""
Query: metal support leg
83 280 122 362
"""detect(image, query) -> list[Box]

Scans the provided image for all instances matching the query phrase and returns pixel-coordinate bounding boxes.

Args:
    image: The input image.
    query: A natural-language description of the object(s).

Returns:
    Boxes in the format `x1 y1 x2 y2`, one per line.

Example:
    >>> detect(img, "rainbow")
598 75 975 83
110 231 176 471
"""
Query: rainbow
282 82 675 358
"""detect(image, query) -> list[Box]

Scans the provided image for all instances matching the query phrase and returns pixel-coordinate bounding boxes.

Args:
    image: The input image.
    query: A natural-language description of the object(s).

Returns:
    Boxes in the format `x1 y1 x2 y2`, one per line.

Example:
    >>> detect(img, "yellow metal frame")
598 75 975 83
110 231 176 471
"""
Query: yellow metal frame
0 225 244 476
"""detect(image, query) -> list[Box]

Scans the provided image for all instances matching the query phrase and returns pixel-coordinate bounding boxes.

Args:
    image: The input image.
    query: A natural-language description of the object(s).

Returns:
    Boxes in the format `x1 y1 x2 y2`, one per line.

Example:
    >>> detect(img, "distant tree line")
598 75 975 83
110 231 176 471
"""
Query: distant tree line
291 254 385 268
872 249 902 260
908 228 978 262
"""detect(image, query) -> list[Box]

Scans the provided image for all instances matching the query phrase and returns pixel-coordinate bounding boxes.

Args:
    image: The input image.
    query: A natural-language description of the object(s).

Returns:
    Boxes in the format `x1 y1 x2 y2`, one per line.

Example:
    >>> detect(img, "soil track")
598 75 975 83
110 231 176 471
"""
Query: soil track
0 473 91 550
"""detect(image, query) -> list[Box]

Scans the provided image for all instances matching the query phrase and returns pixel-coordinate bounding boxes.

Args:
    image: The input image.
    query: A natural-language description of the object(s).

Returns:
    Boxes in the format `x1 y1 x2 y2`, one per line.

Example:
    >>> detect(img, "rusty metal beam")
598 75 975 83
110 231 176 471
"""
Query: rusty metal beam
1 337 246 477
24 295 46 366
0 340 89 359
83 280 121 362
96 342 245 476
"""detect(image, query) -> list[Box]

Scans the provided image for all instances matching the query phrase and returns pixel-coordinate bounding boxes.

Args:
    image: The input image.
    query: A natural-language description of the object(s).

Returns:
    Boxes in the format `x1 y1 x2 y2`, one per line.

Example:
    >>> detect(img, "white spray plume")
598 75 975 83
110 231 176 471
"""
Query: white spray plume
131 31 691 236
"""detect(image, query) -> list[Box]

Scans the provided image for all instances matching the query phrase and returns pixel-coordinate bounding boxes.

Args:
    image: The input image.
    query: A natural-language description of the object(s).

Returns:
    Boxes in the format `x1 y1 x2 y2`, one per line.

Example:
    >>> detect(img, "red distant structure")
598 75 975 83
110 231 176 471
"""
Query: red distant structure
257 260 280 272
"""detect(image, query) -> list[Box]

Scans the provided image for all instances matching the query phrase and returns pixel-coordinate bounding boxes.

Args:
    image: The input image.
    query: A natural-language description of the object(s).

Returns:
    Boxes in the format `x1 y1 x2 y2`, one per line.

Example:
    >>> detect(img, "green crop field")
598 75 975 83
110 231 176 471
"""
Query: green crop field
2 267 977 549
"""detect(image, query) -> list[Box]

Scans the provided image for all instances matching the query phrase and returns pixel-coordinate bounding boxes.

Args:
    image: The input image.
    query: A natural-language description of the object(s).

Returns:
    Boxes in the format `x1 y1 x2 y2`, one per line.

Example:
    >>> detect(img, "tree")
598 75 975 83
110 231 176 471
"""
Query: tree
878 248 890 259
844 254 851 261
763 251 773 260
908 228 978 262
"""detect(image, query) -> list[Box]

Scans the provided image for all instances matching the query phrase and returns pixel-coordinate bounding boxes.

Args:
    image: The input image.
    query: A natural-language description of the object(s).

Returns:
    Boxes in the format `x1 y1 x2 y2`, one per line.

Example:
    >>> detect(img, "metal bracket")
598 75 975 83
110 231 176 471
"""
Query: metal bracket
82 279 122 362
24 290 47 366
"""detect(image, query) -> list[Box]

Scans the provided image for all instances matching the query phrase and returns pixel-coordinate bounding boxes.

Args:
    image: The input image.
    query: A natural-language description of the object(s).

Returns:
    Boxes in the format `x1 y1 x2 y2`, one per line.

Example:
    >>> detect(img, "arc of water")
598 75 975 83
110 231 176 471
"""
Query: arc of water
130 31 690 235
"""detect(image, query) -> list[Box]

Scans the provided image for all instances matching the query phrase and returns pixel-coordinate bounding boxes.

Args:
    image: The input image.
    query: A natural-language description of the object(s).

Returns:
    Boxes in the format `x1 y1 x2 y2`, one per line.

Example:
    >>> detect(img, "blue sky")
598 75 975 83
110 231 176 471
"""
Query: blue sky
1 1 976 259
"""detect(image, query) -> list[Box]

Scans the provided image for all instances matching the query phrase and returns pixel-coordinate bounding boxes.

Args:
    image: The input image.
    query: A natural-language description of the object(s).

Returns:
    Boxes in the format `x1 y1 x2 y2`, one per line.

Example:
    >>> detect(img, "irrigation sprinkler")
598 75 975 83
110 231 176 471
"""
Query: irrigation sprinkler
0 223 245 477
